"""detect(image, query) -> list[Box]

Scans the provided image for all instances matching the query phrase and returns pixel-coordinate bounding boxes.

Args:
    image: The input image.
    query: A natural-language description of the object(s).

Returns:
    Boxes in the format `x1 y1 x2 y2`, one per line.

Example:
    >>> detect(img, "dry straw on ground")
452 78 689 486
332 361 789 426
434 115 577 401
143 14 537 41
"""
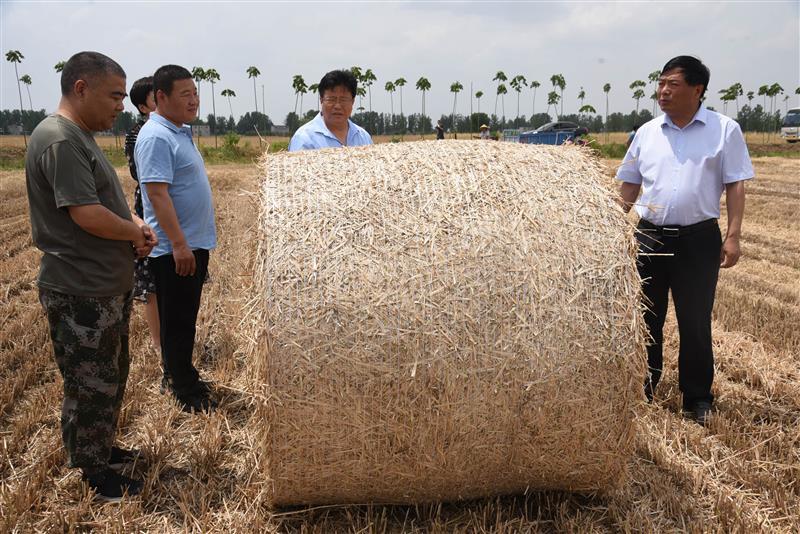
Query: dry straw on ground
248 140 648 506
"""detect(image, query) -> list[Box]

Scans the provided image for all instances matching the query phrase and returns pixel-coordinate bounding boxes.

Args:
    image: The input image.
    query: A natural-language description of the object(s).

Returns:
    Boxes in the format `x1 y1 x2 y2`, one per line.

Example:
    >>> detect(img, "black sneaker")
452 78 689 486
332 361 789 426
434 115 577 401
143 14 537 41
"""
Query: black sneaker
83 468 142 503
109 446 141 469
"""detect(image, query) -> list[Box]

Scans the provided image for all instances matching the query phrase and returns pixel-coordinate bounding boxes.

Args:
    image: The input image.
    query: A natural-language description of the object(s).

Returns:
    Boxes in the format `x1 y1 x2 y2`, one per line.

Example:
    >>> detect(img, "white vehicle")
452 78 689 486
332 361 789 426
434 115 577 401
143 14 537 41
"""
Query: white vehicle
780 107 800 143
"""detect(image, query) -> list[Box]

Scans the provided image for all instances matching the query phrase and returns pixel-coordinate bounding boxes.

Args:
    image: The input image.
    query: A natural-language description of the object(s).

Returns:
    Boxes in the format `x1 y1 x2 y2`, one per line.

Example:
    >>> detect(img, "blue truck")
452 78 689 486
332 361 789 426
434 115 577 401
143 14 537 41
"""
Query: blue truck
516 121 589 145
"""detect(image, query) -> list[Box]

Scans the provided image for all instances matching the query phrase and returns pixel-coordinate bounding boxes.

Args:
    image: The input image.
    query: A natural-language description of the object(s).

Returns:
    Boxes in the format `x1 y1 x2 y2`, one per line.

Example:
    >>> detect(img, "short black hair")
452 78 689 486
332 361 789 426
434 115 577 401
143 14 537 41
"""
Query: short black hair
60 51 125 96
153 65 192 103
661 55 710 99
130 76 153 112
318 69 357 99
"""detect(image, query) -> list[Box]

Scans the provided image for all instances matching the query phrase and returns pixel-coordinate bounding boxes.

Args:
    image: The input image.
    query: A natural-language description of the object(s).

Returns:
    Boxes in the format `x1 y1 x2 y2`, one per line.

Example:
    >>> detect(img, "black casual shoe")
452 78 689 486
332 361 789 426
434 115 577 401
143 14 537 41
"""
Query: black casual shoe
685 401 713 426
83 468 143 503
109 446 141 469
176 389 218 414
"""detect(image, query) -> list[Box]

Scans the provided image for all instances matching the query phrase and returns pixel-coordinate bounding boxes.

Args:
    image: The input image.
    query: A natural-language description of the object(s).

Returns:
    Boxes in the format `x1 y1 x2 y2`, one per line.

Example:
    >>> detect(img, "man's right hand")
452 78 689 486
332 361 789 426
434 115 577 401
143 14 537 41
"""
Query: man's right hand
173 243 196 276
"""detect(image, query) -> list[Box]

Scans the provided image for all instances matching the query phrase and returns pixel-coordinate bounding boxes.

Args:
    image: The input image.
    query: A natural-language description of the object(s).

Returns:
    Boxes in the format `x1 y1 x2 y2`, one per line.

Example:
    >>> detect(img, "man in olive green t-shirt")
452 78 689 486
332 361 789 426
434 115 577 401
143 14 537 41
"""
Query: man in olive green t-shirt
25 51 156 502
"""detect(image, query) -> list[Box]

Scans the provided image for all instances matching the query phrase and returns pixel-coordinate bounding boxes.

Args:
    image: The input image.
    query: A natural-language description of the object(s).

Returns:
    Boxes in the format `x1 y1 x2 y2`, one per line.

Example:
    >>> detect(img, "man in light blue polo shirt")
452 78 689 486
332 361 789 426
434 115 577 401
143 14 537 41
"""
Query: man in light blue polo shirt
617 56 753 425
289 69 372 151
134 64 217 413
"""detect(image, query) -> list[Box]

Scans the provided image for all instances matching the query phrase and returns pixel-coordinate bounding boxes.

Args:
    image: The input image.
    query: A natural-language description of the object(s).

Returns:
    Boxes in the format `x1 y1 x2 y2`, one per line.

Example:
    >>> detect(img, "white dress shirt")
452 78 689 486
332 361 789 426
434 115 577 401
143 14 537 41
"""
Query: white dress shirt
616 106 754 226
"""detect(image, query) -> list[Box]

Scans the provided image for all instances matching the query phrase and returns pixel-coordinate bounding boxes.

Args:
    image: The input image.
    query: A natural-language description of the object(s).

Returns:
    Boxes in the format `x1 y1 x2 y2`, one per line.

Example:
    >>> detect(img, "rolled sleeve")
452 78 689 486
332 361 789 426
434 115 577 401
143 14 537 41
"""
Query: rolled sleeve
615 136 642 184
722 122 754 184
39 141 100 208
135 135 175 184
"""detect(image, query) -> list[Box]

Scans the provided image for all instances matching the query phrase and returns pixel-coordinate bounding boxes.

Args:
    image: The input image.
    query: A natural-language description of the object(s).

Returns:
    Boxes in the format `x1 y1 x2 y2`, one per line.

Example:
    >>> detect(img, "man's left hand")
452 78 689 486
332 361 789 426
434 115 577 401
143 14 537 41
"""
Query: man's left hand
135 224 158 258
720 236 741 268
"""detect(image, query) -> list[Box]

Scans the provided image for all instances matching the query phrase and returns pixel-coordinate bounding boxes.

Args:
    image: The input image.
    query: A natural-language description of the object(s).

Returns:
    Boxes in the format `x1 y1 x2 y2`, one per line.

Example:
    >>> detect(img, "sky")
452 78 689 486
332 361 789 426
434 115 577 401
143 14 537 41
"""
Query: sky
1 0 799 125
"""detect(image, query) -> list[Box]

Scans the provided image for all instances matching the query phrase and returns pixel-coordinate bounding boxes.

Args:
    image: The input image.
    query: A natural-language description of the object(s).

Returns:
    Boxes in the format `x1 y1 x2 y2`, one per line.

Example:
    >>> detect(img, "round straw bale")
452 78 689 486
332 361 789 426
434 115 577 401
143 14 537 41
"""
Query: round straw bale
249 140 647 506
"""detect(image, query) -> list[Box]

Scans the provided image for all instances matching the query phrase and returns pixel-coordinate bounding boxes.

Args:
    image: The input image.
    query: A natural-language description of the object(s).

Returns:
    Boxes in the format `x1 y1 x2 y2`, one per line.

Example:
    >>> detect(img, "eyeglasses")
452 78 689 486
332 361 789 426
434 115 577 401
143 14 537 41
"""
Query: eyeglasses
321 96 354 106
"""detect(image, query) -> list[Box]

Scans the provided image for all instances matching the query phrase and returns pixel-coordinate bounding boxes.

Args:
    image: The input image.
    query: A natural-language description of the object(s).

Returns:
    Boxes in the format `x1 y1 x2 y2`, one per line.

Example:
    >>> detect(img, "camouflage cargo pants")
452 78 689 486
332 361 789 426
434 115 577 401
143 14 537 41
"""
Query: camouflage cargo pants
39 288 132 472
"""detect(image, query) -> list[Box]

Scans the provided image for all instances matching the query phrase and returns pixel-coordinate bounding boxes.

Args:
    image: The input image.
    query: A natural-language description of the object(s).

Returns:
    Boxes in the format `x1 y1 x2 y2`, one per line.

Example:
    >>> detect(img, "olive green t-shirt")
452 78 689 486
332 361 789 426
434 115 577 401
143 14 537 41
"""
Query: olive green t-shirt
25 114 134 297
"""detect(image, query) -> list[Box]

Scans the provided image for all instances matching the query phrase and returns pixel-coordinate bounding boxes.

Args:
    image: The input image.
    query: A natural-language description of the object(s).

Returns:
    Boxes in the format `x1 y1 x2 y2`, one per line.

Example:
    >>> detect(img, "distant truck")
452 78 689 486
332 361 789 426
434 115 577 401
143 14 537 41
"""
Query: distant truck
780 107 800 143
518 121 589 145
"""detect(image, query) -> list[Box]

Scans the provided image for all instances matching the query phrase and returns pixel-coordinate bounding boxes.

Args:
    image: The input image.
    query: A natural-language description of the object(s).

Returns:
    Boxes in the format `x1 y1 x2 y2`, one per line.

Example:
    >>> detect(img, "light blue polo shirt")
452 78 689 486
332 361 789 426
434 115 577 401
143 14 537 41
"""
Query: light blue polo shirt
288 112 373 151
616 106 754 226
134 112 216 257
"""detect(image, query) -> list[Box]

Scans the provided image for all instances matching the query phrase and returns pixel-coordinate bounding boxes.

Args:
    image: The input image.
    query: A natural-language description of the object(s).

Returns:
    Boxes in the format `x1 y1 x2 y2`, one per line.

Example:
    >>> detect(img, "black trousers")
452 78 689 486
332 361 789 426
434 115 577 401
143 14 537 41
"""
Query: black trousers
150 249 209 396
637 220 721 409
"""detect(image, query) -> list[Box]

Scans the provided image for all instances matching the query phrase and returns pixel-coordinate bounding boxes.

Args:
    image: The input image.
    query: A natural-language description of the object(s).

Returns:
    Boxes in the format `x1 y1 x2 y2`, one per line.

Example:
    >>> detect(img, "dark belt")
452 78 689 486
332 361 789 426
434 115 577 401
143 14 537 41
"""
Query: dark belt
637 218 718 238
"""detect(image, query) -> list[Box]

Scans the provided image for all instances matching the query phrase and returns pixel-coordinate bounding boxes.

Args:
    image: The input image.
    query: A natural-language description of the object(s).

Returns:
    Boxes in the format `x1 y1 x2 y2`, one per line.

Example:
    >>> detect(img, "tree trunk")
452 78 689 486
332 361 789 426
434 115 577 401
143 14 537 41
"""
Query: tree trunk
13 63 26 147
211 82 218 147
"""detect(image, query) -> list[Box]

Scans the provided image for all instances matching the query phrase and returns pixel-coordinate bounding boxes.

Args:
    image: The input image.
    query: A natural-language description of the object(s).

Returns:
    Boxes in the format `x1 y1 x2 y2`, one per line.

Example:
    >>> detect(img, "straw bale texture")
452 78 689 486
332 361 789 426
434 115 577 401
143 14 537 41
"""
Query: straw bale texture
249 140 647 506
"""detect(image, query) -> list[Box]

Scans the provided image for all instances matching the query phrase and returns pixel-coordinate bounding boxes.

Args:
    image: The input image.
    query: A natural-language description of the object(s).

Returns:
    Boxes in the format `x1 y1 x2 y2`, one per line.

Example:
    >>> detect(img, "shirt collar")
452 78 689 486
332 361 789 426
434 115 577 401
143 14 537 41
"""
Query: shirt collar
310 112 351 142
661 105 707 130
150 112 192 135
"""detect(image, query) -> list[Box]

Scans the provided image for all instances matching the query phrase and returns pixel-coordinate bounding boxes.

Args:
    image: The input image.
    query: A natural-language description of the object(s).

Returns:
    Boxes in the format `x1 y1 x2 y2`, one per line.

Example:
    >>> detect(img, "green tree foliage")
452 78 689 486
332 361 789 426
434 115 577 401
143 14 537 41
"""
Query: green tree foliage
204 68 220 141
493 71 507 118
221 89 236 119
449 81 463 135
5 50 26 144
394 77 407 120
648 70 661 114
550 74 566 116
19 74 33 110
1 108 45 135
191 67 206 118
629 80 647 115
362 68 377 113
54 60 65 73
510 75 527 119
246 66 261 114
415 77 431 130
292 74 307 115
475 90 484 113
495 83 508 120
384 81 395 116
237 111 272 135
546 90 559 120
529 80 541 118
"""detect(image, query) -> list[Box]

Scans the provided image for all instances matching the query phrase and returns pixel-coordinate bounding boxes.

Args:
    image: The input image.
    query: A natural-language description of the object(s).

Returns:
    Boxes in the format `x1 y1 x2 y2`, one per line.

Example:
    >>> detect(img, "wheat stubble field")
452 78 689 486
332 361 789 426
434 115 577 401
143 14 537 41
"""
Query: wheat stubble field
0 150 798 532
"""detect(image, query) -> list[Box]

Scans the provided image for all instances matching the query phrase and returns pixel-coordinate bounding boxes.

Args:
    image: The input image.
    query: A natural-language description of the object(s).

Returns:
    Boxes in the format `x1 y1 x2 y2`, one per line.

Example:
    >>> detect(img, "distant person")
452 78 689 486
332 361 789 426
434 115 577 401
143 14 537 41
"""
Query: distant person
626 124 639 148
25 51 157 501
135 64 218 413
617 55 754 426
288 69 372 151
479 124 490 139
124 76 160 355
435 120 445 140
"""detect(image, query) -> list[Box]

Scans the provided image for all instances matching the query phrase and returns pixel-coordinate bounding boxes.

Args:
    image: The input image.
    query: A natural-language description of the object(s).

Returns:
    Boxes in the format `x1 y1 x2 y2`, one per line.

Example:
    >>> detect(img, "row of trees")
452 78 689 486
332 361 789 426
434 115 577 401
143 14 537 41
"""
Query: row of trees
0 104 790 140
6 49 800 139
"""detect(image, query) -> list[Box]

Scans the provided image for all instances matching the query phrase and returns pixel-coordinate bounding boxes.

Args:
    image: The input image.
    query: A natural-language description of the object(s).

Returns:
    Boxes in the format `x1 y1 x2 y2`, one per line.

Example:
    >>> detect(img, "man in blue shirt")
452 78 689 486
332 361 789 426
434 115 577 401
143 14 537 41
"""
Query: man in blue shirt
135 64 218 413
289 69 372 151
617 56 753 425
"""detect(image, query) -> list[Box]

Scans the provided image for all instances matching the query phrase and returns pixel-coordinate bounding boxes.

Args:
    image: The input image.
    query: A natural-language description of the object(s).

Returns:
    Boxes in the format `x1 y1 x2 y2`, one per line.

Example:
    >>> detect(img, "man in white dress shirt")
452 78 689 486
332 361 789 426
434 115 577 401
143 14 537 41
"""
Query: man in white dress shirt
616 55 754 425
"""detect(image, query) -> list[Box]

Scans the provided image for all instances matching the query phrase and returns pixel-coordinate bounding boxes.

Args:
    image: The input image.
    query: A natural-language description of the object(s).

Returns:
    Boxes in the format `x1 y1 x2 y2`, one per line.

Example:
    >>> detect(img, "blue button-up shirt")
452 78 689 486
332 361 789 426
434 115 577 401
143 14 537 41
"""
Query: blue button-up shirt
134 113 217 257
288 112 372 151
616 106 754 226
